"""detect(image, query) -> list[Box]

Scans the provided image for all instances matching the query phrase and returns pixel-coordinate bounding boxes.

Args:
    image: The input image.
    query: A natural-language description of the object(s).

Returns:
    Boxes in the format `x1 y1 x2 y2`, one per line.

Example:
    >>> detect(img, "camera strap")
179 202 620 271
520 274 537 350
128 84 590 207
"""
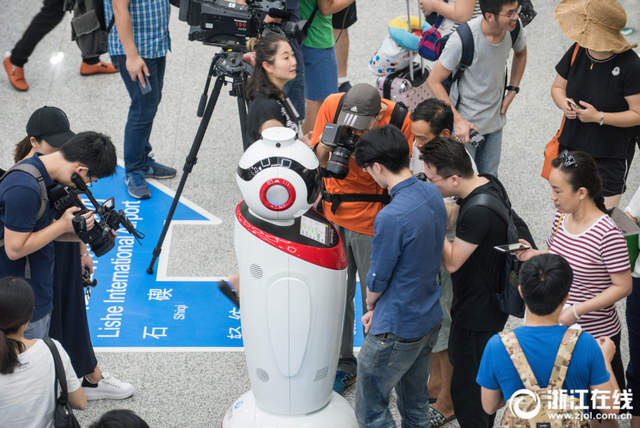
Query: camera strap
302 5 319 35
321 190 391 215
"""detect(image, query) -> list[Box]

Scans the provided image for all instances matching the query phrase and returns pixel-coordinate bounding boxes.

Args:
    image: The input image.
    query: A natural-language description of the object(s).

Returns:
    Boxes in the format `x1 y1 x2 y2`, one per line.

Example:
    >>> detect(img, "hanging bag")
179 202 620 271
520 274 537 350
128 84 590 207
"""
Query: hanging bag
417 0 449 61
541 44 580 180
43 337 81 428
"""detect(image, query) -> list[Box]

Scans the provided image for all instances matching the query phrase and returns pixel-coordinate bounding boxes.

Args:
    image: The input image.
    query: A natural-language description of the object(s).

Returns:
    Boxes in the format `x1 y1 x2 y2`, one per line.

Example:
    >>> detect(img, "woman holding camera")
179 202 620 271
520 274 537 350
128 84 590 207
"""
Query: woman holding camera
518 150 632 422
244 33 304 147
9 107 134 401
0 276 86 427
550 0 640 208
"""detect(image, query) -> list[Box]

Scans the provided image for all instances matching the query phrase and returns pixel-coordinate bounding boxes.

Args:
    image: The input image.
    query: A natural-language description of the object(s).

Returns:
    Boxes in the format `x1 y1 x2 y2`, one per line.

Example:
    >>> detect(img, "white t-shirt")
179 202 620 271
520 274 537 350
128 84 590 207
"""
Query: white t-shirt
0 339 81 428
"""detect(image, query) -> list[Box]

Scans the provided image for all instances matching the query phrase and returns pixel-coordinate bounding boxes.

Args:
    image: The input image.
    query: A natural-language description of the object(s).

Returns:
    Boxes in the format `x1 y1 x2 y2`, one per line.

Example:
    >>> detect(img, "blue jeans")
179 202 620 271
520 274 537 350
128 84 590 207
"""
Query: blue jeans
112 55 166 174
465 128 503 177
283 68 305 121
355 321 442 428
24 311 51 339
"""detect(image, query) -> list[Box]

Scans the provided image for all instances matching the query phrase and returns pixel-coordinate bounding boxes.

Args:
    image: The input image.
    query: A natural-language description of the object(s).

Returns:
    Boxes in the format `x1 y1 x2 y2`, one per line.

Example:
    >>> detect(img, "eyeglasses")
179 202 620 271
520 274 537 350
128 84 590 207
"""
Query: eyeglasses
496 4 521 19
425 174 459 184
558 150 577 168
362 163 372 172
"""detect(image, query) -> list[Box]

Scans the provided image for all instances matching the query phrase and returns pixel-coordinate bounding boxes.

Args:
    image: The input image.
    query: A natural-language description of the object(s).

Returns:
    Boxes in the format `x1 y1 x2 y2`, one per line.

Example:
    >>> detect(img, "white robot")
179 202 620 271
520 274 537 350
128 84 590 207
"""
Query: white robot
223 128 358 427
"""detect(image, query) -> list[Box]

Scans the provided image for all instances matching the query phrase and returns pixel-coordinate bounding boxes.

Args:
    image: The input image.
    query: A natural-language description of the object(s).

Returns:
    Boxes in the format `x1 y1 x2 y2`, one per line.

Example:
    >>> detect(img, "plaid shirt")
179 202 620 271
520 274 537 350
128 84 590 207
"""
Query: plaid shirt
105 0 171 58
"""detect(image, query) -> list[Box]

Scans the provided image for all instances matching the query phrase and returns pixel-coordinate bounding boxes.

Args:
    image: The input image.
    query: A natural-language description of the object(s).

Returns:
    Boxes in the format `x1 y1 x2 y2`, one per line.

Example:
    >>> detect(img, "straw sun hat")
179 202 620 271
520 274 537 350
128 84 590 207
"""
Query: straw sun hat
554 0 637 54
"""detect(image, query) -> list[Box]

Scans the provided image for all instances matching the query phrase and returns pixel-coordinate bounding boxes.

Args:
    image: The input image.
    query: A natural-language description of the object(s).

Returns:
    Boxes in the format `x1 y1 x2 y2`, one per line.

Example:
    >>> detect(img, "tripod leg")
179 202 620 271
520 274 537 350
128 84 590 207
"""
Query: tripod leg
146 75 226 274
237 91 250 151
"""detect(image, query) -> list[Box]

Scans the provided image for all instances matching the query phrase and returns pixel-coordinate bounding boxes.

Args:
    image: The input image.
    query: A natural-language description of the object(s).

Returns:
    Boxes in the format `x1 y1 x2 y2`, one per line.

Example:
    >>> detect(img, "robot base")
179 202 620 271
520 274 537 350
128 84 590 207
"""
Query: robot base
222 390 359 428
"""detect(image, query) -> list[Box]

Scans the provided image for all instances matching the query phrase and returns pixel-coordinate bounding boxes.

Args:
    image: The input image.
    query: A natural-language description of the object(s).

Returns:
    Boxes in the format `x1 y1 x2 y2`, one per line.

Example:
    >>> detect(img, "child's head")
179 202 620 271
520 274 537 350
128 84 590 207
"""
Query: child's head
519 254 573 316
0 277 35 374
89 409 150 428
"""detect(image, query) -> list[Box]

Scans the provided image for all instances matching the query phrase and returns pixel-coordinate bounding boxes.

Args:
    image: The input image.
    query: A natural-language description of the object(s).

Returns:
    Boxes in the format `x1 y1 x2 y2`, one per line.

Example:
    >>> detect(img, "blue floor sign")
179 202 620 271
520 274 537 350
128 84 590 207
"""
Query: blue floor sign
87 166 365 350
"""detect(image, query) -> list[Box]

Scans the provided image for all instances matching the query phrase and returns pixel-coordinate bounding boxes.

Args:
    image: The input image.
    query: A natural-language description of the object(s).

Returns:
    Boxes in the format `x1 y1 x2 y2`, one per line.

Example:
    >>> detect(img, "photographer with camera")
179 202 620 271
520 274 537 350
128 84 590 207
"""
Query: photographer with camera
311 83 413 394
0 128 117 343
5 107 134 400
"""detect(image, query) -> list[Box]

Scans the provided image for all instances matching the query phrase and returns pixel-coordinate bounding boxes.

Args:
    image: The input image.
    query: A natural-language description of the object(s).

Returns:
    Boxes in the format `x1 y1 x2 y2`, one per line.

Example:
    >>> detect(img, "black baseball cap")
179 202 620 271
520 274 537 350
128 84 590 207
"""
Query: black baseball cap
336 84 382 130
26 106 75 148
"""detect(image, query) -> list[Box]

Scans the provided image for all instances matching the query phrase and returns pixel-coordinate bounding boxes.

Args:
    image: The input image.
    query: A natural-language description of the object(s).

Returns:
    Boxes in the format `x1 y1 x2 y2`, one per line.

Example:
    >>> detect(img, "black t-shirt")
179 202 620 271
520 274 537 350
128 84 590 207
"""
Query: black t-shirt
556 43 640 159
244 96 299 147
452 177 509 332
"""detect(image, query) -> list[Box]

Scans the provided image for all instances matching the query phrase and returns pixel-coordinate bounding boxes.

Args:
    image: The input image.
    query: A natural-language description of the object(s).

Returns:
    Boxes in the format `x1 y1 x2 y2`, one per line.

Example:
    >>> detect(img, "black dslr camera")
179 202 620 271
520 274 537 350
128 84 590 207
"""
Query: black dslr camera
49 173 143 257
320 123 360 180
178 0 307 47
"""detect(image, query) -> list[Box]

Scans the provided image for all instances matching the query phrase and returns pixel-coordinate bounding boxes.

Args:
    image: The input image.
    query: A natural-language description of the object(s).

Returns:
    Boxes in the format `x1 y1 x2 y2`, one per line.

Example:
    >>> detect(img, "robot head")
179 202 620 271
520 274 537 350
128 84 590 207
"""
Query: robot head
237 127 321 222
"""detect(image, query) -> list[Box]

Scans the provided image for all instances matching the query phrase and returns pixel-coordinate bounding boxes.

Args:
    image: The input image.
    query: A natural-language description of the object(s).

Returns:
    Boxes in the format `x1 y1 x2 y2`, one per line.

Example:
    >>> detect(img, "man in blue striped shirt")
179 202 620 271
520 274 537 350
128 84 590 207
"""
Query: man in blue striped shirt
106 0 176 199
353 124 446 428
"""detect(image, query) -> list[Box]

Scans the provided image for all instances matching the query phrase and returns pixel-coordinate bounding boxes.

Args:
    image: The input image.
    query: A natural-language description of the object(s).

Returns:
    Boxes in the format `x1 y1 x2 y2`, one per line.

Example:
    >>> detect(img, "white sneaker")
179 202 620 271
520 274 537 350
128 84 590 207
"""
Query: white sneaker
83 372 135 400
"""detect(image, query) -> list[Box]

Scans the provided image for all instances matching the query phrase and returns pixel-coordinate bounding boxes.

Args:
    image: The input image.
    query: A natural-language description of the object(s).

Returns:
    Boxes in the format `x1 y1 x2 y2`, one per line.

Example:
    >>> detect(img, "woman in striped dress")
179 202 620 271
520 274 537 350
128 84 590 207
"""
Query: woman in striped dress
518 150 632 403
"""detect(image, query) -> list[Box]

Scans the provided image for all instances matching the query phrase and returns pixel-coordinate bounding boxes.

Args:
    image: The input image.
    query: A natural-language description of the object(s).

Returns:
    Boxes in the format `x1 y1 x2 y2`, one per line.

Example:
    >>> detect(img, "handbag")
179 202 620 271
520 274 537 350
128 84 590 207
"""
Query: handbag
541 44 580 180
43 337 81 428
417 0 450 61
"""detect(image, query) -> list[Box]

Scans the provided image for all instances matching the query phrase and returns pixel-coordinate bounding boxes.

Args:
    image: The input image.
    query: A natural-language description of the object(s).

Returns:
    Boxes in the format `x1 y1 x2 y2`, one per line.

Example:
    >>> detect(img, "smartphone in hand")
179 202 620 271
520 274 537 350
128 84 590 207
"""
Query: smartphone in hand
494 243 531 253
138 75 152 95
567 98 582 110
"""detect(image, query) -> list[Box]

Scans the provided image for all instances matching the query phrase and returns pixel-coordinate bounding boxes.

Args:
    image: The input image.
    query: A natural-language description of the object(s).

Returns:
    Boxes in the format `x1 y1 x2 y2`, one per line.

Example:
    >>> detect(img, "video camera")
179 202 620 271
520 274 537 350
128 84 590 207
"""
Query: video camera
178 0 307 48
49 173 144 257
320 123 360 180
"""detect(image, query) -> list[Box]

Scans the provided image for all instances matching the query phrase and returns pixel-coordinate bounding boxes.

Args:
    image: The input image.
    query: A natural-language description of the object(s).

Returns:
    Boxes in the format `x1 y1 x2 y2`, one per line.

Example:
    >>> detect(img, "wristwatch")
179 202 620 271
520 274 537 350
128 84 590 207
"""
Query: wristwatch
506 85 520 94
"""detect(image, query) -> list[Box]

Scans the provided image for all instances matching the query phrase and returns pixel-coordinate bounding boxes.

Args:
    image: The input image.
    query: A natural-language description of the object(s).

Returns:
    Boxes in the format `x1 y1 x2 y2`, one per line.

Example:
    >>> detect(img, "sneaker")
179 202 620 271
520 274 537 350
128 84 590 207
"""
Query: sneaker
218 280 240 308
4 56 28 91
80 60 117 76
82 372 135 400
125 171 151 199
146 158 176 179
333 370 356 394
338 81 352 93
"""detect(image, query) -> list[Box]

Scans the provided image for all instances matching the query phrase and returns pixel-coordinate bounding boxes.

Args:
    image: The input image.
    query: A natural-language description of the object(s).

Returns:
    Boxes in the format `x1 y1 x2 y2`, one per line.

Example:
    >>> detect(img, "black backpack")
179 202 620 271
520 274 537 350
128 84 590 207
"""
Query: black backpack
443 20 521 109
457 174 536 318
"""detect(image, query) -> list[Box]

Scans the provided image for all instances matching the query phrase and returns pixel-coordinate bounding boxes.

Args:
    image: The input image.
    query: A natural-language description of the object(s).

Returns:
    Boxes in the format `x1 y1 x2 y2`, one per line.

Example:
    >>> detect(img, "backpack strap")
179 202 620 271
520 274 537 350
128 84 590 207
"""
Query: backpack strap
0 163 48 222
548 329 582 389
510 19 521 46
500 330 541 390
333 93 347 124
450 22 474 110
389 101 409 130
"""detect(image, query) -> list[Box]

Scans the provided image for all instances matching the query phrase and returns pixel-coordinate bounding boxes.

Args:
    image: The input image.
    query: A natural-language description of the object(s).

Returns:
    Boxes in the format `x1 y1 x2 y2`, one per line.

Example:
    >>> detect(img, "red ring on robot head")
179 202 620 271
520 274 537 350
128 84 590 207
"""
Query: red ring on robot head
259 178 296 211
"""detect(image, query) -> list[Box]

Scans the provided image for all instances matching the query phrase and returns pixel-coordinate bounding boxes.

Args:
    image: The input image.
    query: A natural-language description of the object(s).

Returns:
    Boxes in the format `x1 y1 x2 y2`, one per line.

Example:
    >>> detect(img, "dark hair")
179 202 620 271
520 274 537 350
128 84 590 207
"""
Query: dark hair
418 136 474 179
0 277 35 375
479 0 517 17
14 136 42 164
245 33 291 101
88 409 150 428
59 131 117 179
550 150 611 215
410 99 453 137
354 125 410 173
519 254 573 316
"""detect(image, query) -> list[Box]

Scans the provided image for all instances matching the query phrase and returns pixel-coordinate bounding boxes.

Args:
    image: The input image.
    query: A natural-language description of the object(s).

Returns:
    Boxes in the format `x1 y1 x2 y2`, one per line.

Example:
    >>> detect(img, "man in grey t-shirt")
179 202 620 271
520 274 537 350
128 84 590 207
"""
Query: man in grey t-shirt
426 0 527 178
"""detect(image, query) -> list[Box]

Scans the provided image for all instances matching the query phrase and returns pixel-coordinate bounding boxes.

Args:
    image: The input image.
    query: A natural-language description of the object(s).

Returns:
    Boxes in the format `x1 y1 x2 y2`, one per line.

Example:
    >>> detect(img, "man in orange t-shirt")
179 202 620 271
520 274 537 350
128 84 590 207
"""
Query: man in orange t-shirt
311 83 413 393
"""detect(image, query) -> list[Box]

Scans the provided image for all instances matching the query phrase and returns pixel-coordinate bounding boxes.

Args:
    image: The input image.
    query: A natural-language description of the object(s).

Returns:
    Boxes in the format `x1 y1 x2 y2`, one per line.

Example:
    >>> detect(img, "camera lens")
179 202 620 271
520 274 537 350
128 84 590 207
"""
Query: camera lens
326 146 352 180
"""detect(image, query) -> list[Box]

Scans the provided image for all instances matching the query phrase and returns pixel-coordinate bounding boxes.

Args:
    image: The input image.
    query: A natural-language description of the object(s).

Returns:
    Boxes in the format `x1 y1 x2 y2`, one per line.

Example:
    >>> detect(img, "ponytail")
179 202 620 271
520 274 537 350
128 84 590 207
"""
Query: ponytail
14 136 38 164
0 277 34 375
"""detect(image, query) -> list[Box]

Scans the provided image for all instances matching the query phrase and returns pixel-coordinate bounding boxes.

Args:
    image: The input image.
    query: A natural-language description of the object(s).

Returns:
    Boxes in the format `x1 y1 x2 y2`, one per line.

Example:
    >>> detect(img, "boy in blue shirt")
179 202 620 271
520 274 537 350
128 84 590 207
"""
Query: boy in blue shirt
353 125 447 428
477 254 620 419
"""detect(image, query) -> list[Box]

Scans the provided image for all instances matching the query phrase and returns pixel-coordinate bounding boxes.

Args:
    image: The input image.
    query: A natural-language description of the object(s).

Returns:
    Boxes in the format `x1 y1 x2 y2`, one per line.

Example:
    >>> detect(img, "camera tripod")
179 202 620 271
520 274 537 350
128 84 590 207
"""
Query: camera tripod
146 48 252 274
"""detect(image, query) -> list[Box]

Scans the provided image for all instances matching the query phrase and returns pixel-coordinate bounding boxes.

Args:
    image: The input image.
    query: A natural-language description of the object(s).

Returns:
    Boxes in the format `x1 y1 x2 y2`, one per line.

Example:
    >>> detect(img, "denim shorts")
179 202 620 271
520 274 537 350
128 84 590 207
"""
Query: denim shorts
301 45 338 101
